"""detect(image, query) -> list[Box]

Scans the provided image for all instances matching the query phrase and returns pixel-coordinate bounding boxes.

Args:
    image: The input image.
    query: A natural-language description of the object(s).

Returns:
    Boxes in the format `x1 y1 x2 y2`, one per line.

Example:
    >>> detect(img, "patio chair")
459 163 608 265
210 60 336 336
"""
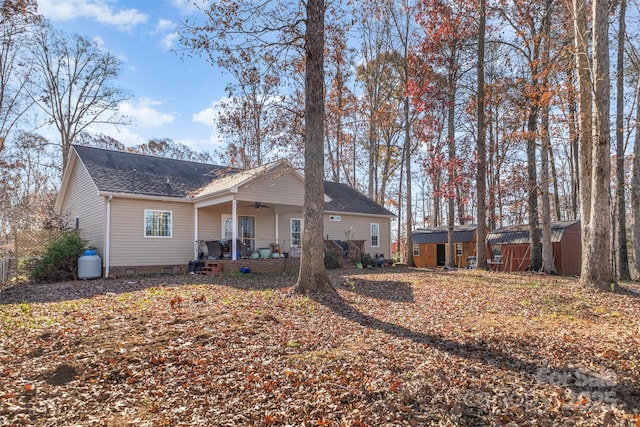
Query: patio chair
205 240 223 259
236 239 252 259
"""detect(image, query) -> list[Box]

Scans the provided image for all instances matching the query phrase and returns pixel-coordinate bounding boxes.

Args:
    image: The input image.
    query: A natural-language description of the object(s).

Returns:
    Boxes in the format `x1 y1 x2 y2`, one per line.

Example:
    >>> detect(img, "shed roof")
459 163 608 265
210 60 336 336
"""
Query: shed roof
412 225 478 244
486 220 580 245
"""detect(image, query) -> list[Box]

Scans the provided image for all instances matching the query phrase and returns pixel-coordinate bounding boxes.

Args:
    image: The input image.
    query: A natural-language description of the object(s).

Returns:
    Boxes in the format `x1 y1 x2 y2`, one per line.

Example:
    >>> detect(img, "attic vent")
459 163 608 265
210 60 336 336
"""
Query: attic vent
329 215 341 222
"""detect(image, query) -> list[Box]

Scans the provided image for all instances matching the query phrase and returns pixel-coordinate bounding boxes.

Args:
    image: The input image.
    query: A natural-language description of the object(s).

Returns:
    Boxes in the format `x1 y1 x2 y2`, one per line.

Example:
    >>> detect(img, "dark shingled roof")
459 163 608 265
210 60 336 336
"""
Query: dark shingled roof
73 146 394 217
73 145 233 198
412 225 477 244
486 220 580 245
324 181 395 217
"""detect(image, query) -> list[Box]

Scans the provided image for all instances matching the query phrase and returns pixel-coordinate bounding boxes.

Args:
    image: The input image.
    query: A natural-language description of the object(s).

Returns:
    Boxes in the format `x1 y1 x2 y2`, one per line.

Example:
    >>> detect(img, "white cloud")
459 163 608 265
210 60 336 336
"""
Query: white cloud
120 98 175 129
160 32 178 51
169 0 202 15
192 98 231 127
192 107 215 127
154 18 174 33
150 19 178 50
38 0 148 31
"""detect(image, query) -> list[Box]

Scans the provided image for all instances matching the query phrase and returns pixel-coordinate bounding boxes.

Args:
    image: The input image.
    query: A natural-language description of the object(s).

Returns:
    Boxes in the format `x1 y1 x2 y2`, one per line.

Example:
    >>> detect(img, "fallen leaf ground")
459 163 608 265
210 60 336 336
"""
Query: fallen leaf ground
0 268 639 426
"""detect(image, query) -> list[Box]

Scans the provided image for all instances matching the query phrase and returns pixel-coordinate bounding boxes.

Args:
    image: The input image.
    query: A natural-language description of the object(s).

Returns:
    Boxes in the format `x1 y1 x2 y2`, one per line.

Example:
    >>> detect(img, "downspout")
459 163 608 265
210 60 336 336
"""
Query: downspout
105 195 112 278
389 218 393 262
194 207 199 259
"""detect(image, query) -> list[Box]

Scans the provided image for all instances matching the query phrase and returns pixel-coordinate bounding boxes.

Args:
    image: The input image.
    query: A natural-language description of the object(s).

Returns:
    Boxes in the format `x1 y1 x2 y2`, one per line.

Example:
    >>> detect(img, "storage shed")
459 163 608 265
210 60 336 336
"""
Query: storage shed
486 220 581 276
412 225 480 268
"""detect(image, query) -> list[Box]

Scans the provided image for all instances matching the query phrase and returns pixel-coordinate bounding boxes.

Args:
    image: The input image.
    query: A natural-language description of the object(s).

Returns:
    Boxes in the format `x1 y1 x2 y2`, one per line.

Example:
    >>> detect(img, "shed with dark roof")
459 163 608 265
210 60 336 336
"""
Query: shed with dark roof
486 220 581 276
411 225 480 268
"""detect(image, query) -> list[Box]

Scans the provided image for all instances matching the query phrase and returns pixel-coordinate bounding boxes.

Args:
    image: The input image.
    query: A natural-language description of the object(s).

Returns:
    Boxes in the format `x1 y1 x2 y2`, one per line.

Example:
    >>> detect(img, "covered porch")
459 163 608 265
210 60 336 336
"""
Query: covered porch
194 198 304 261
191 159 308 261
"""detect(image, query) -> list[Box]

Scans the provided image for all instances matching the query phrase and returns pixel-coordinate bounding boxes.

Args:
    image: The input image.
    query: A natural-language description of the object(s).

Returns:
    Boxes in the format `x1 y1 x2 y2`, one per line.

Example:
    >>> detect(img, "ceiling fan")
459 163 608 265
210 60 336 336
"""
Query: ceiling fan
252 201 270 210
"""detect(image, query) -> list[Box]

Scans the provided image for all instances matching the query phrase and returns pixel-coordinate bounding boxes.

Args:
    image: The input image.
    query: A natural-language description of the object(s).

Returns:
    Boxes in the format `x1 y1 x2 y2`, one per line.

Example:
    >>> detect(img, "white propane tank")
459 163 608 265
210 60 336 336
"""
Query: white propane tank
78 250 102 279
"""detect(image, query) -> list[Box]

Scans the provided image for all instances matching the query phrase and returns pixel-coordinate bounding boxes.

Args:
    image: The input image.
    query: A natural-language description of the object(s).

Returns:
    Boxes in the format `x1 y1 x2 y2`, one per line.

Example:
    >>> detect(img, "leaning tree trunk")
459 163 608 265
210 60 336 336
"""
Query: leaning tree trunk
292 0 334 295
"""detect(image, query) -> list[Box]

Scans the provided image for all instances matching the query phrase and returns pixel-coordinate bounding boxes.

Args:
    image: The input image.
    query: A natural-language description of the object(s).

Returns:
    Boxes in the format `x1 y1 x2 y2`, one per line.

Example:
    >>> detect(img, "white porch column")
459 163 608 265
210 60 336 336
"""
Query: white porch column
194 207 199 259
231 198 237 260
275 212 279 248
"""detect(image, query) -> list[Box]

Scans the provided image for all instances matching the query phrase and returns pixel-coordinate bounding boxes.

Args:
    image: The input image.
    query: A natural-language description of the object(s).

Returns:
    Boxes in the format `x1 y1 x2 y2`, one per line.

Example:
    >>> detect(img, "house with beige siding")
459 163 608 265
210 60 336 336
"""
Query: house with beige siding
56 145 394 277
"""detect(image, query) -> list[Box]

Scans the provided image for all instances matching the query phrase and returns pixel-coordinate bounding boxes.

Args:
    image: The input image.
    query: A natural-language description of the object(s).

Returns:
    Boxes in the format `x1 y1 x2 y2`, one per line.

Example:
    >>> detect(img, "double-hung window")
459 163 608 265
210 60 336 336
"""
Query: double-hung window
145 210 172 238
370 223 379 247
291 218 303 246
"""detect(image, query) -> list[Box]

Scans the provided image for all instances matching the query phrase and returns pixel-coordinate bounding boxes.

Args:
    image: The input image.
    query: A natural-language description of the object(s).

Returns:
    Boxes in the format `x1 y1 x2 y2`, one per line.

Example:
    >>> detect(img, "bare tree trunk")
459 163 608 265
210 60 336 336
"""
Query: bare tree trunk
475 0 488 270
541 109 556 274
404 95 414 266
526 107 541 271
540 0 556 275
433 174 440 226
566 68 580 220
632 75 640 278
581 0 614 290
547 143 561 221
293 0 334 295
446 70 456 268
398 152 404 262
615 0 630 280
573 0 593 282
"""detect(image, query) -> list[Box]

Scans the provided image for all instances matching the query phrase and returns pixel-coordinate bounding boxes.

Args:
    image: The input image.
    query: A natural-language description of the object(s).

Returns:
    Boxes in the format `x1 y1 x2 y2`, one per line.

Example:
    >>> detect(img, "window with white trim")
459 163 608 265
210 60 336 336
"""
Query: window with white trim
222 215 233 240
370 223 379 247
291 218 303 246
413 243 420 256
145 210 172 238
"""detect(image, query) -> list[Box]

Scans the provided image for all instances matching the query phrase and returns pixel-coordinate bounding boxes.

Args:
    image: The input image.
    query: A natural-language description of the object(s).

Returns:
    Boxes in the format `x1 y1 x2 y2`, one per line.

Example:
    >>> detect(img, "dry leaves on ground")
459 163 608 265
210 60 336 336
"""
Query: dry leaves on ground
0 268 639 426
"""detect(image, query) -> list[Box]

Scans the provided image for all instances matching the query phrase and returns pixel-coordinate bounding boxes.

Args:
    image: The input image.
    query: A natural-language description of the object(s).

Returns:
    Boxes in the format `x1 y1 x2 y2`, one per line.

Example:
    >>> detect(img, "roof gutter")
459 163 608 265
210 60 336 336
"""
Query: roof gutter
324 210 396 219
97 191 191 203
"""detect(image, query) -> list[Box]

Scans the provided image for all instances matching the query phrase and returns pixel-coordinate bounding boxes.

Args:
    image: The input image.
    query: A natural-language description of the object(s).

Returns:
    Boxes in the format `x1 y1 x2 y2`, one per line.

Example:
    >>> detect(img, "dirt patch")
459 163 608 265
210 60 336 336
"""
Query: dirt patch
44 363 80 386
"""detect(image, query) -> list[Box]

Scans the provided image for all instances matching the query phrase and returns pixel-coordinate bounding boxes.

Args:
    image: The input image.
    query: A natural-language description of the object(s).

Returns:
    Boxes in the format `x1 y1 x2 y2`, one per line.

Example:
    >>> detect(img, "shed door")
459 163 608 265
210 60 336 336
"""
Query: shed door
437 244 445 266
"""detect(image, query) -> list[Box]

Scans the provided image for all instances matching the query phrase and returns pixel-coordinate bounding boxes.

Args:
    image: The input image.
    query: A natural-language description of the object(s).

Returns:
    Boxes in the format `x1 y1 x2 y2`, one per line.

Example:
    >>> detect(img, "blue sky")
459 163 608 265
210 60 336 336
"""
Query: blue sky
37 0 228 154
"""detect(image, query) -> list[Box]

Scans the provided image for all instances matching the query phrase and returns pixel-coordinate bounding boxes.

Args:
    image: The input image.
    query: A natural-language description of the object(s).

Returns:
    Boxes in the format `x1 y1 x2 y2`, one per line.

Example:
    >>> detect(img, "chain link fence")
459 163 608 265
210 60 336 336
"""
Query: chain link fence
0 229 72 284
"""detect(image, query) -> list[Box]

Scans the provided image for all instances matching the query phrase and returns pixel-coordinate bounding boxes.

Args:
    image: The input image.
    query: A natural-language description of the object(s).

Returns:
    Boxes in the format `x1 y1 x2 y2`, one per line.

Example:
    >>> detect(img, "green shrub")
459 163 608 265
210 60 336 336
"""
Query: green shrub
324 252 340 269
360 253 375 268
29 232 87 282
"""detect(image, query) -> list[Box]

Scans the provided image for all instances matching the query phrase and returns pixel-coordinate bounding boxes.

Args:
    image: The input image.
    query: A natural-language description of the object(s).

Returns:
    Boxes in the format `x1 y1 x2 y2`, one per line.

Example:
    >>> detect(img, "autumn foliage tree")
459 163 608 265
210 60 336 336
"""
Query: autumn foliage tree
411 0 479 267
209 49 287 169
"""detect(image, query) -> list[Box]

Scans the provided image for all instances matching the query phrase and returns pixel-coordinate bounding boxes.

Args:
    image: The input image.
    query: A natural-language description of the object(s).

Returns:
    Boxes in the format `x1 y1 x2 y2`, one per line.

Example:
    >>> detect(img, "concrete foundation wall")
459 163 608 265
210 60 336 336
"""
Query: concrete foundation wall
108 257 301 277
